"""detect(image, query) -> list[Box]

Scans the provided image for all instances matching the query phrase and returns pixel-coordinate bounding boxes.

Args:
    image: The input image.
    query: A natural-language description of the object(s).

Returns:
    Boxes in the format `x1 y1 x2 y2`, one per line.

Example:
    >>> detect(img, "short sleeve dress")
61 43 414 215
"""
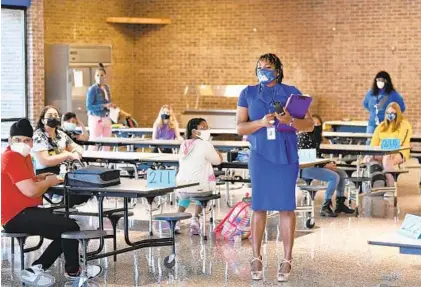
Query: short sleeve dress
238 83 301 211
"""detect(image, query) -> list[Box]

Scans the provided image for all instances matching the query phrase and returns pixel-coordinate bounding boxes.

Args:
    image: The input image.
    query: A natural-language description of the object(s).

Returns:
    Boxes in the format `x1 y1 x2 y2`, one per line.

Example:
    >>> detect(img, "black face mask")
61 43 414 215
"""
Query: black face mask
45 117 60 129
161 114 170 120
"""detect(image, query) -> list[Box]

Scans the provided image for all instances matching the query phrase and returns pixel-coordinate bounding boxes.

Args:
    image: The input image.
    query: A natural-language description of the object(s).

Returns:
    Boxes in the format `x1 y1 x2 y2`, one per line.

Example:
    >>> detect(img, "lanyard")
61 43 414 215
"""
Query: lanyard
259 84 280 113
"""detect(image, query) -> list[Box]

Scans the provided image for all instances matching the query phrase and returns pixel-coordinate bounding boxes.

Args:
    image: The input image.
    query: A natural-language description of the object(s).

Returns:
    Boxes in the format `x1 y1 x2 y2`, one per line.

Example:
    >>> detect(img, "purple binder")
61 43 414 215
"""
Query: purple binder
276 94 312 132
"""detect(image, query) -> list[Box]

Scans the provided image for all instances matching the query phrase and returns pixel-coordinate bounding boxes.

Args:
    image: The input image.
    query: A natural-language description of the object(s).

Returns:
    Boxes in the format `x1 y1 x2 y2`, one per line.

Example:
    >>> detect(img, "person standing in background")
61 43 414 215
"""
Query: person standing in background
237 53 314 282
152 105 182 153
86 63 116 151
363 71 406 140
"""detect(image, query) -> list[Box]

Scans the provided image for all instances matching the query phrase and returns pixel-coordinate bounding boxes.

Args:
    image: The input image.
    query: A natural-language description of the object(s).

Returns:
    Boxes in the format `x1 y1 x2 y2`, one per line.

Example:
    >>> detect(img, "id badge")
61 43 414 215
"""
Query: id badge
267 126 276 140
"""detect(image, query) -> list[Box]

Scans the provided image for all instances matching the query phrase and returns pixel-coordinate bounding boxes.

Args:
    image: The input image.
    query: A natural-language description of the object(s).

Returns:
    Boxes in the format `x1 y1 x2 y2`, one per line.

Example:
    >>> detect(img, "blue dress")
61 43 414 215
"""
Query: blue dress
238 83 300 211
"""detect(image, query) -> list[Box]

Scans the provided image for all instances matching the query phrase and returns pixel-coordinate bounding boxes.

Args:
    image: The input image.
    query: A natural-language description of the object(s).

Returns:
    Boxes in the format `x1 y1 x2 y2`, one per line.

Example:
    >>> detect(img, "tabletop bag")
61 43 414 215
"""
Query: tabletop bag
67 166 121 188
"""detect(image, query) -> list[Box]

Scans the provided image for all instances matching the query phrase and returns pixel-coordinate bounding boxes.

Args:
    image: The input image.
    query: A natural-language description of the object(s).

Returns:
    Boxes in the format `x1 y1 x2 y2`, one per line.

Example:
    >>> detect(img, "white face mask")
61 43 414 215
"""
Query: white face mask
198 130 211 141
11 142 31 157
377 81 385 89
63 122 77 131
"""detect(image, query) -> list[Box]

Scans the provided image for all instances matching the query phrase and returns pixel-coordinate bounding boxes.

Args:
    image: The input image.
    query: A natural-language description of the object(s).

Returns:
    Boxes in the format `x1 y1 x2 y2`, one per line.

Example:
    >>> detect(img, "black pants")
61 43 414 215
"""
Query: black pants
3 207 80 273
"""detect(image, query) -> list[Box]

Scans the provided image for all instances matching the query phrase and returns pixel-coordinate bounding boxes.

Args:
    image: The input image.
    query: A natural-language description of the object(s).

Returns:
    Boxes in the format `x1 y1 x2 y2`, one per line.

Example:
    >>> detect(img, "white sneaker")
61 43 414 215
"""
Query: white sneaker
21 264 56 287
65 265 102 280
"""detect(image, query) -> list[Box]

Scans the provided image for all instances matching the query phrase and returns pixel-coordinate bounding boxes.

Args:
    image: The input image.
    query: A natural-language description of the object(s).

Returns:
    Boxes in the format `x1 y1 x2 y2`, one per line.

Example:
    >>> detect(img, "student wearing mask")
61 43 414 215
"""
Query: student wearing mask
1 119 102 286
175 118 222 235
363 71 406 137
368 102 412 186
32 105 89 206
236 53 314 282
86 63 116 151
298 115 354 217
152 105 182 153
61 112 89 142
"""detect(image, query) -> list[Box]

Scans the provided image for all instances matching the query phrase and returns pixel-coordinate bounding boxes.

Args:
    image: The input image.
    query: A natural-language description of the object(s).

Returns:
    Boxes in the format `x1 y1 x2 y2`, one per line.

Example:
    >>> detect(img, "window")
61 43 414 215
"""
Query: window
1 7 27 148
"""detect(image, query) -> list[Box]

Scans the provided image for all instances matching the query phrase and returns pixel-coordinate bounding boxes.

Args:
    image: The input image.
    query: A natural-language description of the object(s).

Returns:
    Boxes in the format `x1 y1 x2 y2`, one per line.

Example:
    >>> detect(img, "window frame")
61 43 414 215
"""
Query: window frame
1 5 28 124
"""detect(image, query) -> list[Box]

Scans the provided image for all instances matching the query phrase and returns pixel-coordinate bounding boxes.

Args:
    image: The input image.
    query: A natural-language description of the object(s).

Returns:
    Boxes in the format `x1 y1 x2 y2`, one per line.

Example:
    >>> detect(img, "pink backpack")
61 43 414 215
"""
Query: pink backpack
215 196 252 241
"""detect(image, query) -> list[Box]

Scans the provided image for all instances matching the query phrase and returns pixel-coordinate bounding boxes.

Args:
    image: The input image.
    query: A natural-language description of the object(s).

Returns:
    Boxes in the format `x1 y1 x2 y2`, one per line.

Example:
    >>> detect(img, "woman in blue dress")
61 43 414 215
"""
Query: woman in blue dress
236 54 314 282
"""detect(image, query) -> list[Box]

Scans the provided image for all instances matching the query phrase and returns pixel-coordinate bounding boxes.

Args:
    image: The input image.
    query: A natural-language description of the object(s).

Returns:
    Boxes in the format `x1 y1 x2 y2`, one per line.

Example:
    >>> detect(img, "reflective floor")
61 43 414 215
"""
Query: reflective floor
2 180 421 286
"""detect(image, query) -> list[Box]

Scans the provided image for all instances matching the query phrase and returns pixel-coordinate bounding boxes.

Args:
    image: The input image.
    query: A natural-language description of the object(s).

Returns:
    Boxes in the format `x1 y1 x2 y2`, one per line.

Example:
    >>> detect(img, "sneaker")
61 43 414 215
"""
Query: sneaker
189 217 201 236
65 265 102 280
20 264 56 287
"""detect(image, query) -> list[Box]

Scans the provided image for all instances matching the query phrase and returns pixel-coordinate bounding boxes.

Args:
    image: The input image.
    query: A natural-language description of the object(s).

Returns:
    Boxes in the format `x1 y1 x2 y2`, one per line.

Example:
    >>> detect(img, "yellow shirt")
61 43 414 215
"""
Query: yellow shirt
370 119 412 160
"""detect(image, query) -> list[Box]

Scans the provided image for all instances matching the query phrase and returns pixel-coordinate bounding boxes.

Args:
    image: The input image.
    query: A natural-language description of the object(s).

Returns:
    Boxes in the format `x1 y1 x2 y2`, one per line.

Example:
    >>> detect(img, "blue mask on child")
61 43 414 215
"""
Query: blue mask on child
257 68 277 85
386 112 397 121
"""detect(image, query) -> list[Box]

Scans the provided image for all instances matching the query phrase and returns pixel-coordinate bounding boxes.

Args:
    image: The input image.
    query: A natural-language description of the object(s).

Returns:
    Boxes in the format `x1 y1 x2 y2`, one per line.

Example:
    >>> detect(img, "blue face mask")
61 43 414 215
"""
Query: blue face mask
386 112 397 121
257 68 277 85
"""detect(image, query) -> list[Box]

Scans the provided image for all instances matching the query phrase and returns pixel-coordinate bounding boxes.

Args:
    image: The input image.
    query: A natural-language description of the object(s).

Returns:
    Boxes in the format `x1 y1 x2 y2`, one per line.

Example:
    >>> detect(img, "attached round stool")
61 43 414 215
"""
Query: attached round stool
189 194 222 240
298 183 326 229
62 230 107 286
106 211 134 262
153 212 192 268
1 231 44 270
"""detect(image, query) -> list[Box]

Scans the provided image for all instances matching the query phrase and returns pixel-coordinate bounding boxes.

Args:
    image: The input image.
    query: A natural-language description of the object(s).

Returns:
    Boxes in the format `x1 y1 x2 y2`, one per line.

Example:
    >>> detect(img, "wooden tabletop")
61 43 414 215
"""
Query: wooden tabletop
319 144 410 156
324 120 368 127
82 150 330 168
368 232 421 250
77 127 239 135
52 178 199 198
323 132 372 138
80 138 250 149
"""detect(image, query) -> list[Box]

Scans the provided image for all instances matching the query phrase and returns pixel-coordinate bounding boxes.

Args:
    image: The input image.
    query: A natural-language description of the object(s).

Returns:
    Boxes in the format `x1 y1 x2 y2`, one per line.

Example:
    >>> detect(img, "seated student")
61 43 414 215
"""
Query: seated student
32 105 90 206
61 112 89 141
368 102 412 186
298 115 354 217
152 105 182 153
175 118 223 234
1 119 102 286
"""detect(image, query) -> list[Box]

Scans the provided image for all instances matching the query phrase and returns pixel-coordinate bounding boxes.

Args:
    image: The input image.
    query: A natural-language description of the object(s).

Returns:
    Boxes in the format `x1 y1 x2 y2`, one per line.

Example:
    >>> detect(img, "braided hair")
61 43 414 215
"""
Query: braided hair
185 118 206 139
255 53 284 84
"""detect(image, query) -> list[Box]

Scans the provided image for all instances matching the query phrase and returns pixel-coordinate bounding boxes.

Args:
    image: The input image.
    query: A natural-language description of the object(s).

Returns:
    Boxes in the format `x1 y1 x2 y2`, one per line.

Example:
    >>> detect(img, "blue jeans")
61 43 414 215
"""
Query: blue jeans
301 167 347 201
366 125 376 145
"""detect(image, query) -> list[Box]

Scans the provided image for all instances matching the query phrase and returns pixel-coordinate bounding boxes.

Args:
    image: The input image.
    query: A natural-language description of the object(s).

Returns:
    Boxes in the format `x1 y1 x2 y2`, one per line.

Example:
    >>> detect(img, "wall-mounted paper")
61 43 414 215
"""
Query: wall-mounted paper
74 70 83 88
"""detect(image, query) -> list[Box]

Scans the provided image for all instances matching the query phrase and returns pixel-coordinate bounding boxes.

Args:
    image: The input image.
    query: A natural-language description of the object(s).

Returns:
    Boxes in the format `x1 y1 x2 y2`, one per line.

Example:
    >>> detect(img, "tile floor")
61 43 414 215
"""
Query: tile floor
2 182 421 287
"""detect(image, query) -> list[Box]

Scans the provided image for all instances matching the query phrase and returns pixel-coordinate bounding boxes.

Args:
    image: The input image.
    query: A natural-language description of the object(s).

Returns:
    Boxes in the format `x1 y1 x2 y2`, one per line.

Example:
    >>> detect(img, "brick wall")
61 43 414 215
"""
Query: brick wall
43 0 136 117
27 0 45 125
131 0 421 132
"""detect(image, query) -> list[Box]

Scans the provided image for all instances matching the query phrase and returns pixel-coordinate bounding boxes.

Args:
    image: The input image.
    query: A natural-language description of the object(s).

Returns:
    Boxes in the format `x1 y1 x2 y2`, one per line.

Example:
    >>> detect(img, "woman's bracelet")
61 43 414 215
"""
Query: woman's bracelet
289 118 295 127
